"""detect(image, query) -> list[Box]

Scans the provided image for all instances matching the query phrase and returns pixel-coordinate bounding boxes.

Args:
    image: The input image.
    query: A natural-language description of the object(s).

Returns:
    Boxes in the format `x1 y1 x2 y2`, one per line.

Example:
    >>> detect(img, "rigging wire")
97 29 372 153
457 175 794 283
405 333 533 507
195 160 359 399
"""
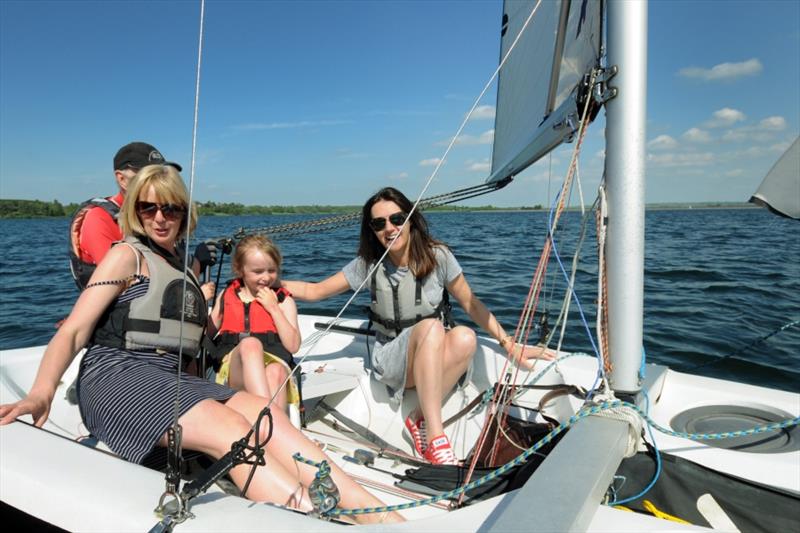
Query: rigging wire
156 0 206 517
459 65 602 498
262 0 547 417
679 319 800 372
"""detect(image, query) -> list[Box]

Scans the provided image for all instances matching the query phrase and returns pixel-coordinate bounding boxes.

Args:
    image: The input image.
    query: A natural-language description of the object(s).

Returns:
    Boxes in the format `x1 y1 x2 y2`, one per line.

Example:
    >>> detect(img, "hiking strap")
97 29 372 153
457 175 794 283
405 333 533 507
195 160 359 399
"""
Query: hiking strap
317 401 426 467
442 383 587 429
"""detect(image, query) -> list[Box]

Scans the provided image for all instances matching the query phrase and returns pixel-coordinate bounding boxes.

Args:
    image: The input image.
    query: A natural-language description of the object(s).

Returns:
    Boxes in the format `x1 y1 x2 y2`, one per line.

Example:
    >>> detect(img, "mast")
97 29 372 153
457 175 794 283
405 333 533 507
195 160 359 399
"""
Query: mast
604 0 647 393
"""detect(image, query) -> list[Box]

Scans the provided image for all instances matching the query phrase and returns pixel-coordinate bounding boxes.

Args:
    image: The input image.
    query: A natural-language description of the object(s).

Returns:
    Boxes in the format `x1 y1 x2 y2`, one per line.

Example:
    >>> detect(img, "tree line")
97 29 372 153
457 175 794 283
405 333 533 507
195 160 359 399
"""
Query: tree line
0 199 546 219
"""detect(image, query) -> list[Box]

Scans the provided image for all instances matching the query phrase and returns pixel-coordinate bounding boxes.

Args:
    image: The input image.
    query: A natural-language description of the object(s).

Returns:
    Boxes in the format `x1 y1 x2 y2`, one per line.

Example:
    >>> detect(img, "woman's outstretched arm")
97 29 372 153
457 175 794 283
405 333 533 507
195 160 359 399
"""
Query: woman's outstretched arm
282 271 350 302
0 244 139 426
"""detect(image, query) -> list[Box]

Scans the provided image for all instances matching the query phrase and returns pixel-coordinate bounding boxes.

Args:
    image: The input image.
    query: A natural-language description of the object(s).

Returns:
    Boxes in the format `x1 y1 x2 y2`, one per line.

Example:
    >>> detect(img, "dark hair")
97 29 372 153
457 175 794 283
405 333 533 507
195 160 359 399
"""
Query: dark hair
357 187 445 278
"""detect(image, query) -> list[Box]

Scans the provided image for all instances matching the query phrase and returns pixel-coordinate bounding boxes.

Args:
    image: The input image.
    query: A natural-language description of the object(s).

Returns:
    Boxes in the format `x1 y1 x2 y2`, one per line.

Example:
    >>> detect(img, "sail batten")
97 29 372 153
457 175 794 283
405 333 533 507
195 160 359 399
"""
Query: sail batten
489 0 602 184
750 136 800 220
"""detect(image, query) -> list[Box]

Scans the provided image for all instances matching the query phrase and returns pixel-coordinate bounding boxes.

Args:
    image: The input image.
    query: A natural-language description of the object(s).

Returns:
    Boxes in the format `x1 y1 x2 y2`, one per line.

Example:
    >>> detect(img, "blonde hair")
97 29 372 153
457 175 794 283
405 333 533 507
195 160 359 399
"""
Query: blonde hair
119 164 197 239
231 234 282 278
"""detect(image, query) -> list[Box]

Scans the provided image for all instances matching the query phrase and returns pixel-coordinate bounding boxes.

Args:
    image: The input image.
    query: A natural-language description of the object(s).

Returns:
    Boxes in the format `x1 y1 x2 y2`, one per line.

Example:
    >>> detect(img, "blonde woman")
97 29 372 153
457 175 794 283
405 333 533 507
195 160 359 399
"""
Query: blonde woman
0 165 401 522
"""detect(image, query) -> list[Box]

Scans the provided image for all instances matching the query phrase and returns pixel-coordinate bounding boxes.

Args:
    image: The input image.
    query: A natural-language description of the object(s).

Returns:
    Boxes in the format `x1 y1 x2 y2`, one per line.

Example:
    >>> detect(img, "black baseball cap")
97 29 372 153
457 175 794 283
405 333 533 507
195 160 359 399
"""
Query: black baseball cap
113 142 182 172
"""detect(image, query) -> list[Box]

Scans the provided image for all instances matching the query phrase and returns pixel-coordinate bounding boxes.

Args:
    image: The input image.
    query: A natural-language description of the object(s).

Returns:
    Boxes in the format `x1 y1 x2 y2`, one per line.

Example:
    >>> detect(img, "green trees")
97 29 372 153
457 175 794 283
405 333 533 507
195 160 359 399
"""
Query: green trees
0 199 80 218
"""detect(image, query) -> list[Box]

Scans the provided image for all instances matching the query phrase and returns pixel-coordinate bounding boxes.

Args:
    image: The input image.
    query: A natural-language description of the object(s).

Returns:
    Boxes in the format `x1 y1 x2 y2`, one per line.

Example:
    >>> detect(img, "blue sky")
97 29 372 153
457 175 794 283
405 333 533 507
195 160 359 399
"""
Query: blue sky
1 0 798 208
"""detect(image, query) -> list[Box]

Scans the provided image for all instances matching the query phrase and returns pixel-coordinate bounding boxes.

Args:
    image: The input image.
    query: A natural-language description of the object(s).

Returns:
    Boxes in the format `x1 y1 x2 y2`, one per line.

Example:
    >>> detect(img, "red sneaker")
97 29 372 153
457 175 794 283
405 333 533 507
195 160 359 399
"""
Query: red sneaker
423 434 458 465
404 414 427 456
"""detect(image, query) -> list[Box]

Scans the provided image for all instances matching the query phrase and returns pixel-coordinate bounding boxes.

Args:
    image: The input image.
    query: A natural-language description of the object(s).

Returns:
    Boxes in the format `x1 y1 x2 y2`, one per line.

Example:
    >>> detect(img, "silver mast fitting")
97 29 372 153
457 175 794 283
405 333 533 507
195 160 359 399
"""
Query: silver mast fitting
604 0 647 394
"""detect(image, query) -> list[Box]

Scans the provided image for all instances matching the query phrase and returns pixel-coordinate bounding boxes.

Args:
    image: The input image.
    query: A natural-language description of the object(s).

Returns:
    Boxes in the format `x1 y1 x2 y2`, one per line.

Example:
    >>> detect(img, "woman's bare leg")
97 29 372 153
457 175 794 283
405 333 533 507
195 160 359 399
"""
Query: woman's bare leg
406 321 475 442
225 392 404 524
228 337 273 398
168 398 311 509
264 362 289 412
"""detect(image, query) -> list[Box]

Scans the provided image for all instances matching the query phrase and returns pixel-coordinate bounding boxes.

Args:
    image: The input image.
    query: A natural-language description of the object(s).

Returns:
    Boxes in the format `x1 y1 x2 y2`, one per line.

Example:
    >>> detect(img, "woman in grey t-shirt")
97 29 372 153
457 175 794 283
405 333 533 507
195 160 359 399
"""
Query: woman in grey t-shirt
284 187 554 465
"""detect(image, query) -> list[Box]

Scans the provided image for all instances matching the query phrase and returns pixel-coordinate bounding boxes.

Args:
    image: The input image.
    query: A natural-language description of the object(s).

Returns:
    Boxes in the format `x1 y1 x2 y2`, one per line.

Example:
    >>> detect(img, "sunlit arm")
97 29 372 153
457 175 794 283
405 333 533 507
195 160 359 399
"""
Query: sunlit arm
282 271 350 302
0 244 138 426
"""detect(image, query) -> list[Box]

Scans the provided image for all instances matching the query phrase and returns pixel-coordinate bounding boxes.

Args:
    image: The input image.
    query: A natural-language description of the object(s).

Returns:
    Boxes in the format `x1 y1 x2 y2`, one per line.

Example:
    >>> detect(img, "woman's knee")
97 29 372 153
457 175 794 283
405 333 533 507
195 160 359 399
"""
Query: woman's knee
265 363 289 383
449 326 477 360
181 401 254 456
413 319 447 348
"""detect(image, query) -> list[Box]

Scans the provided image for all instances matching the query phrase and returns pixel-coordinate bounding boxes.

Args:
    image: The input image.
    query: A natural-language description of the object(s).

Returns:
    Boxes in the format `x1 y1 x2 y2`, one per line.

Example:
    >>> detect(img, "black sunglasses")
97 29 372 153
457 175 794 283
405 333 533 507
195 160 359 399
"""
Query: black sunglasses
135 201 186 221
369 212 408 232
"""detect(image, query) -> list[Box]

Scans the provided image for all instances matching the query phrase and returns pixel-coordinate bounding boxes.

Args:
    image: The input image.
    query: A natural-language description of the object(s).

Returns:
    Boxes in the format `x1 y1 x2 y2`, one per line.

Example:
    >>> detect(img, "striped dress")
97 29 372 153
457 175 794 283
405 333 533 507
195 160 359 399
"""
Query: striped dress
77 279 235 464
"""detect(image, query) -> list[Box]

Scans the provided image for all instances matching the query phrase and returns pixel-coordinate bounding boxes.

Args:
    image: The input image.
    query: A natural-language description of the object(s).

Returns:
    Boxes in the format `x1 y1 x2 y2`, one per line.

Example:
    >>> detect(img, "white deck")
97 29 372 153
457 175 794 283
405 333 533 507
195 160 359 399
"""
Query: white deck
1 314 798 531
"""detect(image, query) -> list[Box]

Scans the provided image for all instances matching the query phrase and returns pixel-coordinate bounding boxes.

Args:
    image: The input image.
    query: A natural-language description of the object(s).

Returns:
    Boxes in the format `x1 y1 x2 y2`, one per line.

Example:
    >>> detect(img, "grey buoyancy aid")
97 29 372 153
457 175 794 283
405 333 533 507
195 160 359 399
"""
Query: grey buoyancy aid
367 260 453 338
68 197 120 290
91 237 207 356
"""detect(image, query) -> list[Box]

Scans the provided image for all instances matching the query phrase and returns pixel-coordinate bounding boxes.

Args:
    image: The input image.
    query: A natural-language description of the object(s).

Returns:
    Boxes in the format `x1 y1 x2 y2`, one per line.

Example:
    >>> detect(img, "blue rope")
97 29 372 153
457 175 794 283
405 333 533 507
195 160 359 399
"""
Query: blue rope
608 390 662 506
308 400 799 517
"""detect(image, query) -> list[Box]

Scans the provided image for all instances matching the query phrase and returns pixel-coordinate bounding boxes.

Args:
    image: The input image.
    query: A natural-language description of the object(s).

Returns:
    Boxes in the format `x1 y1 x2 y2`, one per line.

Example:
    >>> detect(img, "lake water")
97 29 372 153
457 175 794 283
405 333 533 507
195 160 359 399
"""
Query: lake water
1 208 797 392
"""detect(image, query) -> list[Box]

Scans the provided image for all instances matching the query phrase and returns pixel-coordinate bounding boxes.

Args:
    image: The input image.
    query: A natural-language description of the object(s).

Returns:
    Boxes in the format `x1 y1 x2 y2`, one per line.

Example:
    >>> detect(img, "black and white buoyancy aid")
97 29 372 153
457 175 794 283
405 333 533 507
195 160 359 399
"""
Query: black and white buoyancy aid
68 197 120 290
367 260 453 338
91 237 207 356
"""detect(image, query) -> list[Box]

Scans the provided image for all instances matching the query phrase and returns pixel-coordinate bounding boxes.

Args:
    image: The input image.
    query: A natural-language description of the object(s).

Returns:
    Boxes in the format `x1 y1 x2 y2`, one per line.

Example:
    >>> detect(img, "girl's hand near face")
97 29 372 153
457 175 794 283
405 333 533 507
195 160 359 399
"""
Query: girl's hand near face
256 287 279 311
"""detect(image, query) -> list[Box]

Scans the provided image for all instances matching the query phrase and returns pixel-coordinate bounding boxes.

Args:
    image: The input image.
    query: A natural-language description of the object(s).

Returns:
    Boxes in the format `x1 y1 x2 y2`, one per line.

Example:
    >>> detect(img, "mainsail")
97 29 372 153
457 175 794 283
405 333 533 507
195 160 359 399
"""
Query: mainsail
750 136 800 220
489 0 602 184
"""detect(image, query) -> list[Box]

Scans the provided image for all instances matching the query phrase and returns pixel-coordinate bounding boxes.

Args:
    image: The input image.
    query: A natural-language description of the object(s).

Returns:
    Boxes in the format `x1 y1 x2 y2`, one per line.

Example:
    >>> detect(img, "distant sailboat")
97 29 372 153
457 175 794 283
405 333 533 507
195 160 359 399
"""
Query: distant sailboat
750 136 800 220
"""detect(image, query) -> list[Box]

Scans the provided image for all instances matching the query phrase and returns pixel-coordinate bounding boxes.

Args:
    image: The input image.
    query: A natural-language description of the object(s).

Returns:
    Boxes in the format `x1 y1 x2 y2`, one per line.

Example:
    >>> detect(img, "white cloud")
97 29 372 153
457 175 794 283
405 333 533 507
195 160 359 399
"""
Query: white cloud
678 58 762 81
647 152 715 167
647 135 678 150
682 128 712 143
724 169 744 177
722 115 787 142
468 105 496 120
769 140 792 153
703 108 746 128
386 172 408 181
758 116 787 131
440 129 495 146
419 158 442 167
468 159 491 172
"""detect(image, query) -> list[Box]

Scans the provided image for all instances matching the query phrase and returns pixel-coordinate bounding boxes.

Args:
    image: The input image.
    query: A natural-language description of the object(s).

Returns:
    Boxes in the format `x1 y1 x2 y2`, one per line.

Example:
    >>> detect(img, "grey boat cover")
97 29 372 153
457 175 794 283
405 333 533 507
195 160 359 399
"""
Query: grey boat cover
749 136 800 220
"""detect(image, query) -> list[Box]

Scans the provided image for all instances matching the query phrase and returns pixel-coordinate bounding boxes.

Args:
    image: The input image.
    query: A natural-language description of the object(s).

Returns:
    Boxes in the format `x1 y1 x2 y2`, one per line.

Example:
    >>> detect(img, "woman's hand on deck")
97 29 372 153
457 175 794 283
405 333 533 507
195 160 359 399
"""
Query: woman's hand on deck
0 391 52 427
506 342 557 369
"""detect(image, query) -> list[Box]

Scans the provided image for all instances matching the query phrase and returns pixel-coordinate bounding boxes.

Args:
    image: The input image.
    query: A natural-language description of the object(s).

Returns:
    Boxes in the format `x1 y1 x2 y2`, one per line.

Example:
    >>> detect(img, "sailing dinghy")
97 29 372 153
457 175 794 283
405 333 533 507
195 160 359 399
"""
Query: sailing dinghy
1 1 798 531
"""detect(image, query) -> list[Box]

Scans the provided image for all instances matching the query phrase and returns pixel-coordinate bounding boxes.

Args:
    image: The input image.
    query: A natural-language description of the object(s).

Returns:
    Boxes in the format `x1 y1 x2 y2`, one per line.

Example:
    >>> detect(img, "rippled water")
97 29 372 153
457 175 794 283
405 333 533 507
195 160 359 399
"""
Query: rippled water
1 208 797 392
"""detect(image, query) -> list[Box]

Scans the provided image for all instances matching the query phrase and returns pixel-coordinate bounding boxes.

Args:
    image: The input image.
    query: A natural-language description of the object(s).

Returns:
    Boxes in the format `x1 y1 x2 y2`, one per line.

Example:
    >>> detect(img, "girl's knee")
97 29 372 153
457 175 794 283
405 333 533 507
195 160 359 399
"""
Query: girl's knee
238 337 264 358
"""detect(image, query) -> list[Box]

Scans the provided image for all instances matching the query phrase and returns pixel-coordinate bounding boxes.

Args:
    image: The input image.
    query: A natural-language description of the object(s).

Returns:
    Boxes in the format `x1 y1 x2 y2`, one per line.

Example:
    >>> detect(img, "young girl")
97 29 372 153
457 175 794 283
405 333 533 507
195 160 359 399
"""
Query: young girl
209 235 301 414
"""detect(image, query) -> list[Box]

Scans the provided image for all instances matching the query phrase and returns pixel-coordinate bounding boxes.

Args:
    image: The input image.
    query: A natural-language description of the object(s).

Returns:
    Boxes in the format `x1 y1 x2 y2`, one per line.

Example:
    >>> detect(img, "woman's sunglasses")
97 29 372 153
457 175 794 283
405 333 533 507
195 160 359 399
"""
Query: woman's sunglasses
369 211 408 232
135 201 186 221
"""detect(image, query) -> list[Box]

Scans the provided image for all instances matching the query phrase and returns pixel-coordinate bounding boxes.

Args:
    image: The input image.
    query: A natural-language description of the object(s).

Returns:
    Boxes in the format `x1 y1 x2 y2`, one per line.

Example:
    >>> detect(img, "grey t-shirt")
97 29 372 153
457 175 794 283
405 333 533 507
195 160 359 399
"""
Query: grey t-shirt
342 245 462 305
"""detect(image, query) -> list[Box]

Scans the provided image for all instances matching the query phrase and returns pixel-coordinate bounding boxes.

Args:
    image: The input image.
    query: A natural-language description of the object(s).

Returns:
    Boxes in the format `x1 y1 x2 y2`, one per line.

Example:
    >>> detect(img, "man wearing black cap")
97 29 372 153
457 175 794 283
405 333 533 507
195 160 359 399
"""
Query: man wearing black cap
68 141 182 289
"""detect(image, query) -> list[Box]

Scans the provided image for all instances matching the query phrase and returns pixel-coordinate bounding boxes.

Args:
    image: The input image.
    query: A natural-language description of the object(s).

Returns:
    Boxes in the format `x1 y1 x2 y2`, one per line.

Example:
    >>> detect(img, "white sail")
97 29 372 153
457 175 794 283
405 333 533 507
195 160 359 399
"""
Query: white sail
750 136 800 220
489 0 602 183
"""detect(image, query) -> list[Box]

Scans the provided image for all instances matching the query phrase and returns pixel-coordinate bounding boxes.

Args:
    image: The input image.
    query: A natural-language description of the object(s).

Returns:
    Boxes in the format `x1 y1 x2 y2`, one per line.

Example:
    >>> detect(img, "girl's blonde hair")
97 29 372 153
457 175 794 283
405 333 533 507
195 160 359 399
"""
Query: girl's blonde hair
119 164 197 239
231 234 282 278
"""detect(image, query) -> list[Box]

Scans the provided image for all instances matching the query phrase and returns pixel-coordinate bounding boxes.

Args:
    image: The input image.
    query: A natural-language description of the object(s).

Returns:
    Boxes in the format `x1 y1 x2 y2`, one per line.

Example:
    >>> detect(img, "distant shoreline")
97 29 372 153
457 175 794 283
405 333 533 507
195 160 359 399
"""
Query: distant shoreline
0 198 758 219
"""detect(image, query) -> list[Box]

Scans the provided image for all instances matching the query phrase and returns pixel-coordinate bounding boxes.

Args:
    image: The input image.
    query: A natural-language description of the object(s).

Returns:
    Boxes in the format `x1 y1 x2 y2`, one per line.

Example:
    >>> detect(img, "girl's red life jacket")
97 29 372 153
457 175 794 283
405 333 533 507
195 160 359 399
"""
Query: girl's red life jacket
211 278 294 367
